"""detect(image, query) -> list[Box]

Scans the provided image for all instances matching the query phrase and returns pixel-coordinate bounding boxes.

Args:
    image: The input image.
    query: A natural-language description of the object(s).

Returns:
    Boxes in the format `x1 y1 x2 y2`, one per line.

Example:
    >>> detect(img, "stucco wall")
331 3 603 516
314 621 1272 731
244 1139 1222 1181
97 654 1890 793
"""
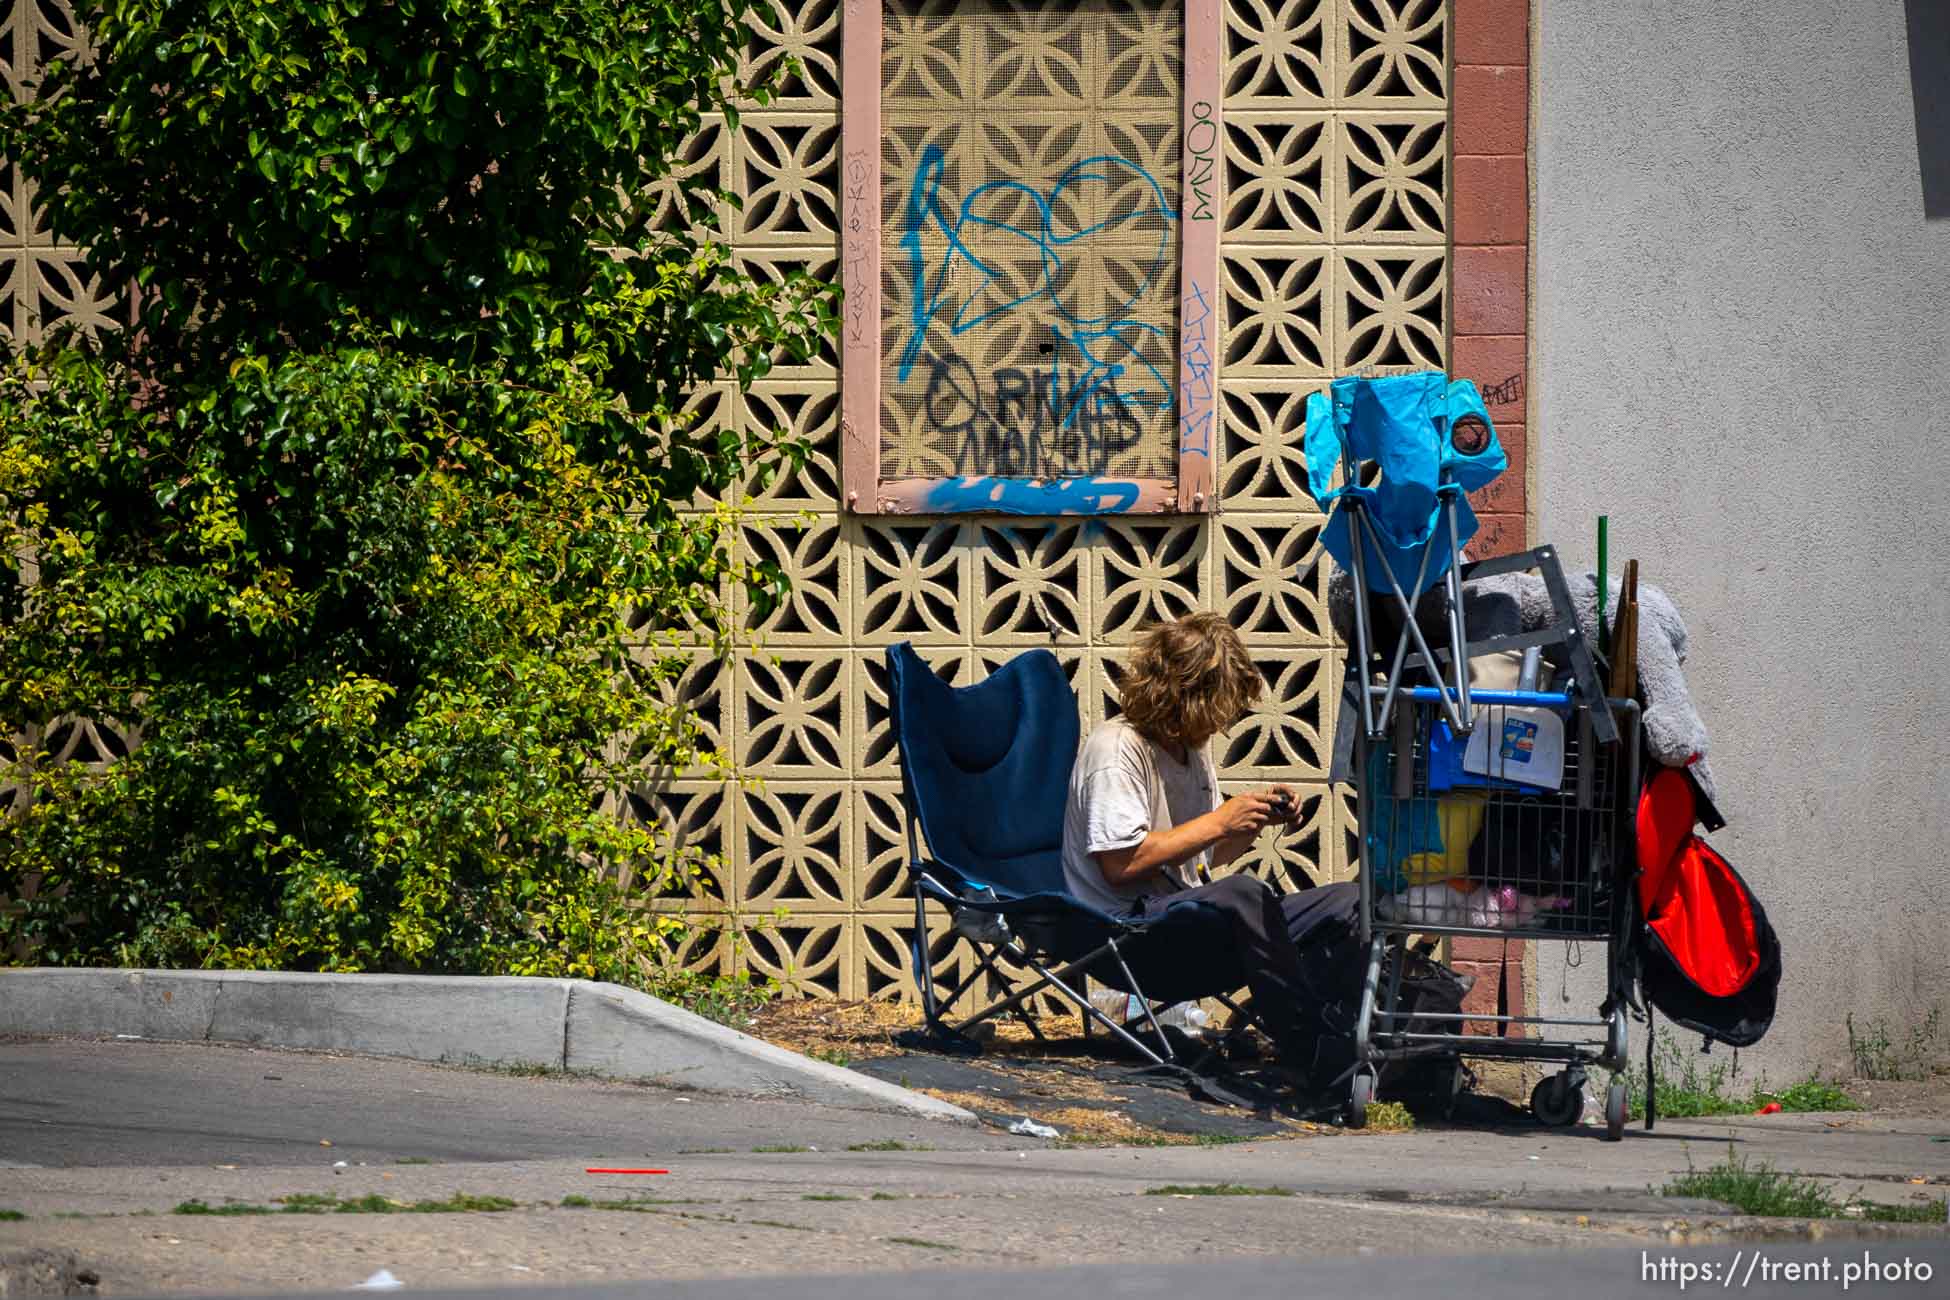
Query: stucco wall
1535 0 1950 1081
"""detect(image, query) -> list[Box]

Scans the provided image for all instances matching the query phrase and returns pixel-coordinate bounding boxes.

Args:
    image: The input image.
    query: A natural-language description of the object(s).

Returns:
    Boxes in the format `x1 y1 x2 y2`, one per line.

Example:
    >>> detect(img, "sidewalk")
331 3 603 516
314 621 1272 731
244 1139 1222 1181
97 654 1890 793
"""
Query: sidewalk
2 1037 1945 1295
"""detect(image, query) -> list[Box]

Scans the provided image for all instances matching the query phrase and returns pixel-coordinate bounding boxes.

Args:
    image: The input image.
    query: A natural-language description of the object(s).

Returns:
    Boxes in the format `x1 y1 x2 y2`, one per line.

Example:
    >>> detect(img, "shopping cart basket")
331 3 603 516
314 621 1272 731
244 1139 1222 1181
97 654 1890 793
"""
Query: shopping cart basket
1351 685 1641 1139
1304 370 1639 1137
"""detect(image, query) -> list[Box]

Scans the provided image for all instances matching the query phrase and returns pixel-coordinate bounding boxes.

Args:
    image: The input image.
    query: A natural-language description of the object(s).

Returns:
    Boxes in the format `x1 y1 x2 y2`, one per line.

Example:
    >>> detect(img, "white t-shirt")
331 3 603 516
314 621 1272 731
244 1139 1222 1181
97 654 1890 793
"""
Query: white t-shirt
1061 718 1221 915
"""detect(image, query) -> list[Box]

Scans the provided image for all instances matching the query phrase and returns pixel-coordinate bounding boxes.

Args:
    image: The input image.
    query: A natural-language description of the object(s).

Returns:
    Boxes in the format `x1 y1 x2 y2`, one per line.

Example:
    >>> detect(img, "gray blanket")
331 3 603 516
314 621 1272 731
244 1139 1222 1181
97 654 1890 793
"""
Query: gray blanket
1327 567 1717 802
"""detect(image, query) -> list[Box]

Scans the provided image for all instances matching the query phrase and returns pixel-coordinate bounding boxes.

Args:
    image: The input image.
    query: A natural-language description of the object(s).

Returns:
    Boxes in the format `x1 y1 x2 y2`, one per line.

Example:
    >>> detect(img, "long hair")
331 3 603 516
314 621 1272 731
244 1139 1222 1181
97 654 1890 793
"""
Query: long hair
1117 612 1263 751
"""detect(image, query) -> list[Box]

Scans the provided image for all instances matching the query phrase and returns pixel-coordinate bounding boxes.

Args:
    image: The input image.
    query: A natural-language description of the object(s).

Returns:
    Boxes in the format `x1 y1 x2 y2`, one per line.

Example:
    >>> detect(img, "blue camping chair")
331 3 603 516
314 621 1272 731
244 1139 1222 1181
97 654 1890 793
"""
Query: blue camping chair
1303 371 1506 741
885 642 1252 1066
1300 370 1617 750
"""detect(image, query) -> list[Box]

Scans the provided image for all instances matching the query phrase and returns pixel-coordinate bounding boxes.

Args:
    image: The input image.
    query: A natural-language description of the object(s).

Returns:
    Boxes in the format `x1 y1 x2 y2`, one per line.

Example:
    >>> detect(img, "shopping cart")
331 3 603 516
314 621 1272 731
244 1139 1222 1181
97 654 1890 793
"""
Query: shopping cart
1302 372 1640 1139
1350 682 1641 1140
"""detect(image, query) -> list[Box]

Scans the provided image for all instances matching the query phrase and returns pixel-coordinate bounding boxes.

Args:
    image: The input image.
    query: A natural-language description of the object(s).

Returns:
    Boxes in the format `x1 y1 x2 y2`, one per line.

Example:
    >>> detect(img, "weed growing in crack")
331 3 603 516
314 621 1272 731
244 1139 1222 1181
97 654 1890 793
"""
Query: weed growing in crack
1848 1009 1943 1082
1661 1146 1947 1223
1623 1038 1864 1119
178 1193 518 1216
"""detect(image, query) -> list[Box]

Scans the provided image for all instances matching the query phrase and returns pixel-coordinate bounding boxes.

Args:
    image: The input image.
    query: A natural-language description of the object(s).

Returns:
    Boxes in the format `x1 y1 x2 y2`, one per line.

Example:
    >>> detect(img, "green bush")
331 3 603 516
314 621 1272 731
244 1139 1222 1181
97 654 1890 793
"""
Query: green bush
3 1 821 388
0 1 837 987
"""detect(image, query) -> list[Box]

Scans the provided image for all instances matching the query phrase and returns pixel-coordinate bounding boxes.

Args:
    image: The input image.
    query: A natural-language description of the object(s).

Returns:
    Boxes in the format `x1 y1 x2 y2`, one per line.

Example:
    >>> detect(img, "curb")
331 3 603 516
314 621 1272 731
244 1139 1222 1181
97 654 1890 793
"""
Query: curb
0 968 974 1126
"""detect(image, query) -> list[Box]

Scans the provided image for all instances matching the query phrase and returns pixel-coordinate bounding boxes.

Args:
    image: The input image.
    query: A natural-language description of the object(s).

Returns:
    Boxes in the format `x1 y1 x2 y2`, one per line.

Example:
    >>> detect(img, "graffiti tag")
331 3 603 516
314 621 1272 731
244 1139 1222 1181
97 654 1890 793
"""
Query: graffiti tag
1178 280 1214 456
843 150 873 346
1185 100 1216 222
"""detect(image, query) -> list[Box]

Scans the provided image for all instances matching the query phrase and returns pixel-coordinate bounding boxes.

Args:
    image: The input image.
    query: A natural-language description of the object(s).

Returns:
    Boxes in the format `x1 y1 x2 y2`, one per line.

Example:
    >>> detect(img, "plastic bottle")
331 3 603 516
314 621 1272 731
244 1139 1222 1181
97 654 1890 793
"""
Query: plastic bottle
1086 989 1209 1035
1578 1076 1604 1126
1088 987 1131 1023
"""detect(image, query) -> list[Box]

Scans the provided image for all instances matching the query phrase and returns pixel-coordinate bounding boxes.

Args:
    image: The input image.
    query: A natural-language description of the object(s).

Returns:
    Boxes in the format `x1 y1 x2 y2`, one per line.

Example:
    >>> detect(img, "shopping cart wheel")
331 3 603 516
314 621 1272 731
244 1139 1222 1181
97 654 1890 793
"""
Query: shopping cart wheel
1441 1058 1467 1121
1604 1080 1627 1142
1530 1070 1585 1127
1347 1071 1375 1130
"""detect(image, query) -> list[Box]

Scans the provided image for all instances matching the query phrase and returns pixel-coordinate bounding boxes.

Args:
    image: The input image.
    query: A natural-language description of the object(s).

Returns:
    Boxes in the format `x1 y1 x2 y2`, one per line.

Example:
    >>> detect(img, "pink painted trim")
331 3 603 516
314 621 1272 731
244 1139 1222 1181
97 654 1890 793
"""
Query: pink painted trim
839 0 883 514
844 0 1222 517
1175 0 1222 514
875 477 1178 516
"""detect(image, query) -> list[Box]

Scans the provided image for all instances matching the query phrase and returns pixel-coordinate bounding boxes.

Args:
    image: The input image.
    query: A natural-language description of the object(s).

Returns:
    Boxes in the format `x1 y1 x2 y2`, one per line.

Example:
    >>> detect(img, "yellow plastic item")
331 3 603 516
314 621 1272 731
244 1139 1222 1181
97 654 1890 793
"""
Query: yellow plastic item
1397 793 1489 885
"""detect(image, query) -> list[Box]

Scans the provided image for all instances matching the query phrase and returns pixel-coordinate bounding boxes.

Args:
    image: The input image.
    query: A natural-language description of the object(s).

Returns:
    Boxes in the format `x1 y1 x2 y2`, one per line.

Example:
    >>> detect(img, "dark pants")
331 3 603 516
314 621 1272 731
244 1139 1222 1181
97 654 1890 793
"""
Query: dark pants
1119 876 1363 1058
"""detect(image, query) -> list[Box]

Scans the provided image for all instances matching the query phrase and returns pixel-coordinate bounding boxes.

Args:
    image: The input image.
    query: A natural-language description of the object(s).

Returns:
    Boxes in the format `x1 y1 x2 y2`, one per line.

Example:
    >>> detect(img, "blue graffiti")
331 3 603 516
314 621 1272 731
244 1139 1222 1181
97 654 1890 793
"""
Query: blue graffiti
898 144 1177 435
923 476 1143 516
1050 321 1172 430
1177 280 1214 457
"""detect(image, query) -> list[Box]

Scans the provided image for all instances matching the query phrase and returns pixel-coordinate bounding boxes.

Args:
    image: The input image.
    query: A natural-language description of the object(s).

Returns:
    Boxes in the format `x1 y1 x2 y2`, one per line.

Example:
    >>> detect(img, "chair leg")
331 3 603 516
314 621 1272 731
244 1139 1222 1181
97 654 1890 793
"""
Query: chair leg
934 952 993 1017
1105 937 1179 1064
951 942 1173 1068
1360 509 1465 735
909 884 942 1029
986 943 1048 1041
897 911 988 1056
1185 993 1260 1071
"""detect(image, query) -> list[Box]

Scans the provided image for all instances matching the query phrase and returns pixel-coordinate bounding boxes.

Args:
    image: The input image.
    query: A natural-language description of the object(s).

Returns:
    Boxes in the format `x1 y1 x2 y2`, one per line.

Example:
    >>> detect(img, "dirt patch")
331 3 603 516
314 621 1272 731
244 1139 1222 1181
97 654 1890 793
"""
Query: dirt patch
748 998 1524 1146
748 997 1095 1063
745 998 920 1062
909 1088 1326 1147
1842 1071 1950 1118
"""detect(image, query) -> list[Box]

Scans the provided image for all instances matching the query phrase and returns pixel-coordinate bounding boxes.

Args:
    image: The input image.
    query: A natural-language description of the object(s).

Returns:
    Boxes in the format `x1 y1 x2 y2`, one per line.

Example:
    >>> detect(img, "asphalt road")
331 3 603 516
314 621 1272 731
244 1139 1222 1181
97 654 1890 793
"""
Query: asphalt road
4 1038 1946 1297
182 1241 1950 1300
0 1037 1013 1167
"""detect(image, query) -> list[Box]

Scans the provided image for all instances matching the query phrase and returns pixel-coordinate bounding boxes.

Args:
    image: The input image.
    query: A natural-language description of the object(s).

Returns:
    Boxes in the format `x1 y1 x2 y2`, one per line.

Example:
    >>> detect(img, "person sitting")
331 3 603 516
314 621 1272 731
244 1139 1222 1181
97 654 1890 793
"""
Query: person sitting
1060 611 1361 1080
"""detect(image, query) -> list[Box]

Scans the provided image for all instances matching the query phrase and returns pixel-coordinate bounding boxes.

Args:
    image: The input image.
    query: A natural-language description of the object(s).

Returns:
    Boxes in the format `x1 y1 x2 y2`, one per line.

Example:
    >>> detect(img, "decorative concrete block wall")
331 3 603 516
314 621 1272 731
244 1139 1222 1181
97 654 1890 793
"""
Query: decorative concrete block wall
3 1 1545 1008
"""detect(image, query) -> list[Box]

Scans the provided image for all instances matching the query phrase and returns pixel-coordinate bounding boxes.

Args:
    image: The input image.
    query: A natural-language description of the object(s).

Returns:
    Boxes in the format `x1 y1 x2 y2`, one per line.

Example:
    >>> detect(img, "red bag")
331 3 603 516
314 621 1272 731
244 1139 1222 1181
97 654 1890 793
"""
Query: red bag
1633 768 1779 1047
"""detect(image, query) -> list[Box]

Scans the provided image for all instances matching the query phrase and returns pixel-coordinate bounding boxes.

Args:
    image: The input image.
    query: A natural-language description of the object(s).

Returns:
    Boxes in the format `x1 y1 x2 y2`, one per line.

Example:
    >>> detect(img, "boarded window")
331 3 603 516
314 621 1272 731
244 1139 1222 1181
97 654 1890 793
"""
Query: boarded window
878 0 1185 484
843 0 1219 514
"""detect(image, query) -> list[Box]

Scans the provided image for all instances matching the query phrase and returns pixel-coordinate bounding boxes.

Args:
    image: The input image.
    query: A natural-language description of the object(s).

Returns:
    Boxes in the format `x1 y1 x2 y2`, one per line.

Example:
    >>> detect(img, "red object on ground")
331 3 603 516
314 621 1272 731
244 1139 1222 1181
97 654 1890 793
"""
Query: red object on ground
585 1168 670 1175
1754 1102 1782 1116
